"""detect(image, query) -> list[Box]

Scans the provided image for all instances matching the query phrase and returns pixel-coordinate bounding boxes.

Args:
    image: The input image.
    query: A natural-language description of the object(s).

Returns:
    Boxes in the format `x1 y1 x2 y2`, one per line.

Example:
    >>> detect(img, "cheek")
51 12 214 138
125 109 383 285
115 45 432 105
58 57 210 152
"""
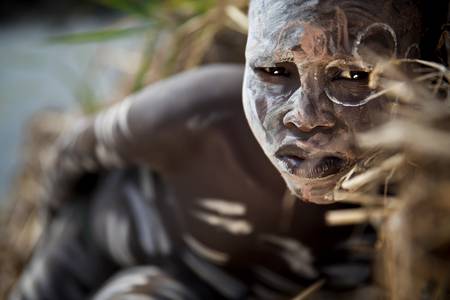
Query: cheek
254 94 288 146
333 98 391 133
243 87 268 133
245 76 292 129
243 76 281 150
260 89 290 123
244 92 291 157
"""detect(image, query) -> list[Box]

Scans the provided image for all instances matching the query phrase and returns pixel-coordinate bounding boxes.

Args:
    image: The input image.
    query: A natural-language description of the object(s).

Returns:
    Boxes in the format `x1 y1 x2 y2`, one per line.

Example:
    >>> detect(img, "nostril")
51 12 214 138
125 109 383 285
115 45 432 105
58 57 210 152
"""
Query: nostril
283 110 296 126
282 109 307 130
283 109 336 132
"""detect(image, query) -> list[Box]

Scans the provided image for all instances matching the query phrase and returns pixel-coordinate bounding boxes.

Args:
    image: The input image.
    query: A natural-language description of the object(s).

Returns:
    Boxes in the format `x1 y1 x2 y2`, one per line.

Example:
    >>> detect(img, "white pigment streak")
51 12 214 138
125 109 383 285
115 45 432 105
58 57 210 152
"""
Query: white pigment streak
183 234 230 264
192 211 253 235
198 198 246 216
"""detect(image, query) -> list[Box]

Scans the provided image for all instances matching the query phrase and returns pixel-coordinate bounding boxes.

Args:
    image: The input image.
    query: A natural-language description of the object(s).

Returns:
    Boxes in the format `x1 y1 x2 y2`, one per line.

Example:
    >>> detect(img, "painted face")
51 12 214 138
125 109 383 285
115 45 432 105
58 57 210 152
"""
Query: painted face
243 0 422 204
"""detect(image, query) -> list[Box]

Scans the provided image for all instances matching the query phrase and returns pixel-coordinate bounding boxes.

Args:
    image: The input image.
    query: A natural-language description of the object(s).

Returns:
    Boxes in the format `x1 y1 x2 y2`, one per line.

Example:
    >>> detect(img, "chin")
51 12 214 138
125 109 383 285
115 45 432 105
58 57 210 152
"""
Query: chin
282 173 343 205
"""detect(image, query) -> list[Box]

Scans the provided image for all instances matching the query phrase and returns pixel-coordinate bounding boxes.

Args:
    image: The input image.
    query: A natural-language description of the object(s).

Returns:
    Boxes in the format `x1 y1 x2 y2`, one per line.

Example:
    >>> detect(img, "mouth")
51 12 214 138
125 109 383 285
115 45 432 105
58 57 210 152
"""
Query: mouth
275 145 349 179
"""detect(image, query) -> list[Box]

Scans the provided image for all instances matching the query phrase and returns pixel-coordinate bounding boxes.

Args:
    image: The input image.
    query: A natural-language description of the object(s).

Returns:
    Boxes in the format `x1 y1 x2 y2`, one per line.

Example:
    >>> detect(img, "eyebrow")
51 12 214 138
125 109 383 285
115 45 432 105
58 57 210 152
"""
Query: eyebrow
247 56 275 67
248 48 299 67
278 49 296 63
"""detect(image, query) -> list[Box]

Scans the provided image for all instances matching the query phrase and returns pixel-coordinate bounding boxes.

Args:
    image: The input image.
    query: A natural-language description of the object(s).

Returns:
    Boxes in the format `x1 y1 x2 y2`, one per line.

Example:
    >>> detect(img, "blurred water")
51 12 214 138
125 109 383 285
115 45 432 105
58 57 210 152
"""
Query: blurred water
0 17 144 203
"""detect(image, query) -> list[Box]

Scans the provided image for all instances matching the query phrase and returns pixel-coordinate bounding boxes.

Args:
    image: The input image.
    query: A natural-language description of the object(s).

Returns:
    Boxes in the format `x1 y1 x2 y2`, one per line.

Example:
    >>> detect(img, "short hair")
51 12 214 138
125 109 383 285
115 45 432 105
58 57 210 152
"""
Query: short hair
248 0 449 63
418 0 449 63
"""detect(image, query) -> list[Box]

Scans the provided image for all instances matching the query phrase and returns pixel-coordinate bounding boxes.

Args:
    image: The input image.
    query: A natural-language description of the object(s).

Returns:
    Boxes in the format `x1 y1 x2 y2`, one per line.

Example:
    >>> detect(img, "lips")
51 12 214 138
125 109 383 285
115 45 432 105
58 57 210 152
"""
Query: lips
275 144 348 179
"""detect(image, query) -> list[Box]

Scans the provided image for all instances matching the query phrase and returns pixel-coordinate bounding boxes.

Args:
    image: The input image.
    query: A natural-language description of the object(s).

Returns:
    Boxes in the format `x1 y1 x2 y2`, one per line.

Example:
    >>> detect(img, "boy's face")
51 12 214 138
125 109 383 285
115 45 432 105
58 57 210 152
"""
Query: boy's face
243 0 422 203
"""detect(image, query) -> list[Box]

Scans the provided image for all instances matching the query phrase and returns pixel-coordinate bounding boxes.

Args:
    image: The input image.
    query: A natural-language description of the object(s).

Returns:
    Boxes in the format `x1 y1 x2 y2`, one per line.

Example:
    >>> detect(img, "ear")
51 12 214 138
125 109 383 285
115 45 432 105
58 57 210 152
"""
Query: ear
436 27 450 66
418 0 449 62
353 23 397 65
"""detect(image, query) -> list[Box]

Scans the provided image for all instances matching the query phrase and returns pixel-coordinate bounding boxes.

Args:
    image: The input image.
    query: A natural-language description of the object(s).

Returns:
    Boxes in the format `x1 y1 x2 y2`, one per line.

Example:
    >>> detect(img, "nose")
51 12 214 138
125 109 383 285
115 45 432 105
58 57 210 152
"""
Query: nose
282 88 336 132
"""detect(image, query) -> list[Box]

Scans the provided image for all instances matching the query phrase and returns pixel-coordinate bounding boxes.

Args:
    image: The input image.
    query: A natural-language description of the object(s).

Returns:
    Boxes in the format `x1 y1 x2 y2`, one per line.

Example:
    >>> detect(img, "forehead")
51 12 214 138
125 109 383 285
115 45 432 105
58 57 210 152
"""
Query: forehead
249 0 320 33
247 0 416 64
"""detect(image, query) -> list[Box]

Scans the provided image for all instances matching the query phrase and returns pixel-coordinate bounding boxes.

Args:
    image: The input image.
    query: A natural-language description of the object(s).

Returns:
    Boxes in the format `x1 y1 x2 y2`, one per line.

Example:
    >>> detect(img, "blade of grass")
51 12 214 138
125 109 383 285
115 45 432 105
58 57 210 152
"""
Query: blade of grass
225 5 248 33
99 0 153 18
49 23 153 44
131 30 159 92
76 80 101 114
292 279 326 300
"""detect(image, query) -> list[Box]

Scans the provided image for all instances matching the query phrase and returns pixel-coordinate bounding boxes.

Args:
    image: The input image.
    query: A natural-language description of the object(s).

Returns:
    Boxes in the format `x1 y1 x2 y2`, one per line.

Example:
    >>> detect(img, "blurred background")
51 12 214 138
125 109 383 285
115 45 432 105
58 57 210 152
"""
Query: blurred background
0 0 248 297
1 2 450 299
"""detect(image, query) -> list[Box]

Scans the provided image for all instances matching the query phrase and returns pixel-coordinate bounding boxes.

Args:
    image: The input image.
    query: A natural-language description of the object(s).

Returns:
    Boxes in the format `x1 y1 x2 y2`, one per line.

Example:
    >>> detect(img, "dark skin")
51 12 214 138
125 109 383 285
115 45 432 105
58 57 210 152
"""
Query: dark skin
243 0 424 204
12 0 447 298
12 65 356 300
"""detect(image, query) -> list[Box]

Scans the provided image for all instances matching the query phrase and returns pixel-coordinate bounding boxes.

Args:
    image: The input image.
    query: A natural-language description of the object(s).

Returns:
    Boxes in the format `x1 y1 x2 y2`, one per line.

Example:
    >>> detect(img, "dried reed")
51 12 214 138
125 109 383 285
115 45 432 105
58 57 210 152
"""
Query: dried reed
325 53 450 299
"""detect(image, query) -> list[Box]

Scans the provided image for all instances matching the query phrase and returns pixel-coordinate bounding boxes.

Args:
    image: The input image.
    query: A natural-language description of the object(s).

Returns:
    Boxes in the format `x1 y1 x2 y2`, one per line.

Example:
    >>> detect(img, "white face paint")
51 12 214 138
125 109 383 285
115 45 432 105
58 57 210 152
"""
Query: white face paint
243 0 423 203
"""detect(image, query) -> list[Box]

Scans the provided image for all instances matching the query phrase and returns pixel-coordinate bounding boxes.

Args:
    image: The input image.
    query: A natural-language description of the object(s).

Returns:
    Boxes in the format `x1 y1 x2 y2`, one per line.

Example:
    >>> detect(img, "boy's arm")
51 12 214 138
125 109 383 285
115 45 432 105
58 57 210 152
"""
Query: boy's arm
46 64 245 209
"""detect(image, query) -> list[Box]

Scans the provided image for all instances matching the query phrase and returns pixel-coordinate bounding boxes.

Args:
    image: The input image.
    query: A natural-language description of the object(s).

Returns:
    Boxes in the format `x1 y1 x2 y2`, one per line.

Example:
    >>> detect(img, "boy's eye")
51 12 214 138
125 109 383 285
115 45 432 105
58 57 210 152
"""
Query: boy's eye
338 70 370 80
257 67 290 77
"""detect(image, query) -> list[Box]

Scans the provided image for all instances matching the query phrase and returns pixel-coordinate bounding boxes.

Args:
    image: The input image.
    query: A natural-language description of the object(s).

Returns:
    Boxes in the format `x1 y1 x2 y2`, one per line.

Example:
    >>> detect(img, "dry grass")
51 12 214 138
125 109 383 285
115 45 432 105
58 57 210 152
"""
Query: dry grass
0 3 249 298
0 111 71 299
2 5 449 300
325 54 450 300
